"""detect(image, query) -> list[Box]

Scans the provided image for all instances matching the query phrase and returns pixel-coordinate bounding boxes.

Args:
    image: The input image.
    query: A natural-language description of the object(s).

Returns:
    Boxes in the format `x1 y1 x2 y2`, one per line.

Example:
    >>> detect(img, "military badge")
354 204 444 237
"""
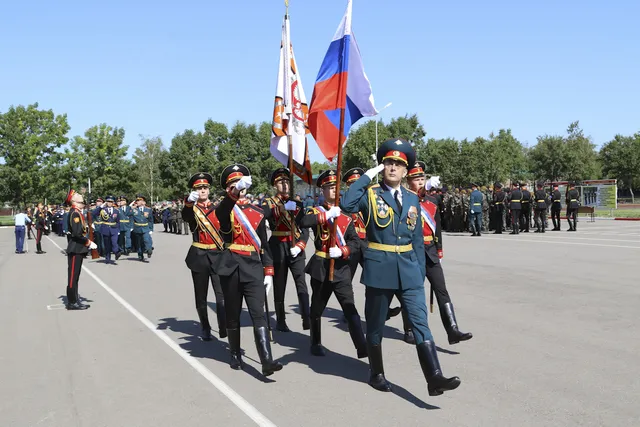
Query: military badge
74 217 80 223
407 205 418 231
143 212 148 218
376 194 390 218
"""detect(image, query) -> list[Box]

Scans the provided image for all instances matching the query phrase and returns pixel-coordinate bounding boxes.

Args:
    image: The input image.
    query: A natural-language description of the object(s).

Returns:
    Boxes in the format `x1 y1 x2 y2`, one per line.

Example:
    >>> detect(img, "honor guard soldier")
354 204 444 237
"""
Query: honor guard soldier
216 164 282 377
520 183 532 232
34 203 47 254
341 138 460 397
260 168 310 332
492 183 506 234
131 195 154 261
533 182 549 233
64 189 98 310
407 161 472 345
342 168 368 281
93 195 122 264
298 170 367 359
550 183 562 230
118 196 134 255
566 181 580 231
508 183 522 234
182 173 227 342
92 197 105 256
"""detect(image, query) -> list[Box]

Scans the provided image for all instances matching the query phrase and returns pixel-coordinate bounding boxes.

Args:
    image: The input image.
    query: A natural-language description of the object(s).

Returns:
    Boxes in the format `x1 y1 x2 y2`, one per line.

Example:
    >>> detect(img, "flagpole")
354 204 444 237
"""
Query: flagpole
328 101 347 282
284 3 295 242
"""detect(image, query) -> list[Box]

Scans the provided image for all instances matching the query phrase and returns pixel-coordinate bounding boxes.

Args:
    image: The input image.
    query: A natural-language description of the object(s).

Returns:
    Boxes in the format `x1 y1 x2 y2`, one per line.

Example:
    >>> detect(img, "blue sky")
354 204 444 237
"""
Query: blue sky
1 0 638 162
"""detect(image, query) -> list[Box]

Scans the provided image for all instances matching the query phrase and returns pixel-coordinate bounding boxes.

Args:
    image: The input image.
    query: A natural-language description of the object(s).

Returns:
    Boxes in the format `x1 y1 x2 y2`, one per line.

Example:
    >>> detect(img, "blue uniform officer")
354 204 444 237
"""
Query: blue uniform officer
14 210 31 253
131 194 154 261
469 183 483 236
93 195 121 264
117 195 134 254
341 138 460 397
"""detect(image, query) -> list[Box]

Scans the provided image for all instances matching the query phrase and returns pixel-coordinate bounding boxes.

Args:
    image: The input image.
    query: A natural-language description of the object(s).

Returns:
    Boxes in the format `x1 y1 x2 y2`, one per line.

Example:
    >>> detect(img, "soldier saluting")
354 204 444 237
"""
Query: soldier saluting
260 168 310 332
341 138 460 397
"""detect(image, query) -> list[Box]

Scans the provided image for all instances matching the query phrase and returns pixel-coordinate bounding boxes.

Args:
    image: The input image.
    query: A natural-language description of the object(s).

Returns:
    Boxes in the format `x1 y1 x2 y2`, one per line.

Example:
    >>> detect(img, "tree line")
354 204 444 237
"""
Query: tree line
1 103 639 207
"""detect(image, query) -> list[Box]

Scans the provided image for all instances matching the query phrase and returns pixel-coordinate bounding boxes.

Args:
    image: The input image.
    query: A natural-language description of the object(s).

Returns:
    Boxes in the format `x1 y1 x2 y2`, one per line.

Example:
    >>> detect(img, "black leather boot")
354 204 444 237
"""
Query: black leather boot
310 317 326 356
254 327 283 376
441 302 473 345
216 300 227 339
386 306 402 320
196 307 212 341
227 328 243 370
345 314 368 359
275 301 290 332
367 344 391 392
401 310 415 344
417 340 461 396
298 293 310 330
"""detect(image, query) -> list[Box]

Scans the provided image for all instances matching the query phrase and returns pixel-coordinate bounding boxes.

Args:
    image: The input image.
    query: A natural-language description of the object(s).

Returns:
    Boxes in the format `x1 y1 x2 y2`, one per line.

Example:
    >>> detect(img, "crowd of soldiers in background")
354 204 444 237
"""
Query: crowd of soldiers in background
438 183 575 233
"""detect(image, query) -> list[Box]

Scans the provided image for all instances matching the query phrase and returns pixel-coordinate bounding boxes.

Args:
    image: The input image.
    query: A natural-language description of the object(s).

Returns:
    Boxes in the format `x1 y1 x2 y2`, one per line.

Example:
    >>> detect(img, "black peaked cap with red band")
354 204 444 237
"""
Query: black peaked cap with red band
376 138 415 167
188 172 214 189
316 169 338 188
220 164 250 189
407 160 427 178
342 167 365 184
270 167 291 185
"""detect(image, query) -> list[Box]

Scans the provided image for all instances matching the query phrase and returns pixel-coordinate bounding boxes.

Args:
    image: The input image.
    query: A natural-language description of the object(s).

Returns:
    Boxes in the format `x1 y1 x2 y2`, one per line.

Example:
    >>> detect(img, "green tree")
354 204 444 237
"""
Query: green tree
417 138 460 186
600 133 640 202
133 135 168 203
528 134 567 182
165 128 217 196
564 121 600 180
387 114 427 153
486 129 528 184
342 120 388 172
0 103 70 205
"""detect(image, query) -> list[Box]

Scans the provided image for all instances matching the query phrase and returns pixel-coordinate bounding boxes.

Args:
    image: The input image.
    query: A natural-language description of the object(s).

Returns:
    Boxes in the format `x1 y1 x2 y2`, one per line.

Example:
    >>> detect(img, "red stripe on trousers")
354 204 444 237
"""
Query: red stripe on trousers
69 256 75 289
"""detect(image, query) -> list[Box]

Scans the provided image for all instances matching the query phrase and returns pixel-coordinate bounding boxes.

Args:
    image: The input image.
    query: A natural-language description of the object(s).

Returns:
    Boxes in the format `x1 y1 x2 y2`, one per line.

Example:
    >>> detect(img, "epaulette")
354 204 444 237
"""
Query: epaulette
306 207 319 215
406 188 418 195
369 183 381 189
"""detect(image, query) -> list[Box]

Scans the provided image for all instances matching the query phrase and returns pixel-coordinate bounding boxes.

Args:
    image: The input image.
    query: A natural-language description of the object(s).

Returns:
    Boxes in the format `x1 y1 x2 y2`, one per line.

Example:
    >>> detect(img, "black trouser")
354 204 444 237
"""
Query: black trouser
67 253 84 304
192 270 225 329
426 257 451 309
534 209 547 231
510 209 520 233
273 251 308 303
567 208 578 230
36 228 43 252
220 270 266 329
349 247 365 281
551 207 561 229
494 206 504 233
310 277 359 320
520 205 530 231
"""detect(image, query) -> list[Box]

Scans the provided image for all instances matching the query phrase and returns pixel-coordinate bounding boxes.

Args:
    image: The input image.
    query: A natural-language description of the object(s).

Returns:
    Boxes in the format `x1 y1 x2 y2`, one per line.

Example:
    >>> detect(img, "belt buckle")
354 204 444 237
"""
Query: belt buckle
395 245 400 253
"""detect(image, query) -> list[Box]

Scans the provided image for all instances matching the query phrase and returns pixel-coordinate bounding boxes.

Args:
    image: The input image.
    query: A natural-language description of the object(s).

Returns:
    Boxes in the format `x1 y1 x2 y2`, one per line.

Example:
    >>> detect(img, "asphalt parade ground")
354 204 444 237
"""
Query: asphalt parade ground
1 220 639 427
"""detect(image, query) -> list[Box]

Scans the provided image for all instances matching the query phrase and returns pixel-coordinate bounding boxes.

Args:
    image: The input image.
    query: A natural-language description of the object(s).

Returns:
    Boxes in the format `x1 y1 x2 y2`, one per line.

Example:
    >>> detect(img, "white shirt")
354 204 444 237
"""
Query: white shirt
392 188 403 205
14 213 31 226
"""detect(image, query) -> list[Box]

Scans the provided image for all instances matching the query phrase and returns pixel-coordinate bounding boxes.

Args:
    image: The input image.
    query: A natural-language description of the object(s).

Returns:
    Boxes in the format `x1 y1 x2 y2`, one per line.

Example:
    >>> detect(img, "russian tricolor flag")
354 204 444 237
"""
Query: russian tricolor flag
308 0 377 162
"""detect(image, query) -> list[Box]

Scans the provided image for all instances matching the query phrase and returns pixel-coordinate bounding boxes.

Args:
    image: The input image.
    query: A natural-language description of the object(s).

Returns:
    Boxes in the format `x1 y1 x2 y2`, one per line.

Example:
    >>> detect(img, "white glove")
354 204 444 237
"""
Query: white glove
89 241 98 250
264 275 273 295
149 231 153 235
365 164 384 179
290 246 302 257
426 176 441 191
329 246 342 258
188 191 199 203
235 176 252 191
326 206 341 220
284 200 297 211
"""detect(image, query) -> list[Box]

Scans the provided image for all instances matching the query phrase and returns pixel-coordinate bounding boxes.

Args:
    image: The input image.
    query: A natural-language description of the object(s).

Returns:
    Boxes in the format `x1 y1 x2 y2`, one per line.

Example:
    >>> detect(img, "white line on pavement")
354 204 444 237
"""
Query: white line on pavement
506 234 640 243
46 236 277 427
467 235 640 249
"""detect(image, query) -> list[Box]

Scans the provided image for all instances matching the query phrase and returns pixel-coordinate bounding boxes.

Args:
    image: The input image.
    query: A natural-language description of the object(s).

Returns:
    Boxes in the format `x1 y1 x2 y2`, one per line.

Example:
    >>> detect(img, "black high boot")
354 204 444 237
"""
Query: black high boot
367 344 392 392
254 327 283 376
275 301 290 332
440 302 473 345
227 328 243 370
309 317 326 356
298 293 310 330
417 340 461 396
196 307 212 341
345 314 368 359
401 310 415 344
216 300 228 339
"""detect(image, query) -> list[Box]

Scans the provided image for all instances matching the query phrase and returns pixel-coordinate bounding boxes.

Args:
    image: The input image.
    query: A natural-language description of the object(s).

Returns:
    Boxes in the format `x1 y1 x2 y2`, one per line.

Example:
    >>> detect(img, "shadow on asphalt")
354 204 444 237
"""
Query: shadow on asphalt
58 295 94 304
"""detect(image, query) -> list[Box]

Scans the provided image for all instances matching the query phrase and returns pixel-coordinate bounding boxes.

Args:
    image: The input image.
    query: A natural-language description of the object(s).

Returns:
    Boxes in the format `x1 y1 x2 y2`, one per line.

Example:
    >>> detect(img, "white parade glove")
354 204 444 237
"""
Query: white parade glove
326 206 341 220
264 275 273 295
89 241 98 250
290 246 302 257
426 176 441 190
329 246 342 259
284 200 297 211
235 176 252 191
365 164 384 179
188 191 199 203
149 231 153 235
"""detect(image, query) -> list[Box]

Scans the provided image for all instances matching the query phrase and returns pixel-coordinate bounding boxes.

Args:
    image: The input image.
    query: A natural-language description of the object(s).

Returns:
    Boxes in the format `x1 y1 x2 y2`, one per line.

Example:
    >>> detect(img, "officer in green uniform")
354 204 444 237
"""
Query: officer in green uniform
341 138 460 397
131 195 154 261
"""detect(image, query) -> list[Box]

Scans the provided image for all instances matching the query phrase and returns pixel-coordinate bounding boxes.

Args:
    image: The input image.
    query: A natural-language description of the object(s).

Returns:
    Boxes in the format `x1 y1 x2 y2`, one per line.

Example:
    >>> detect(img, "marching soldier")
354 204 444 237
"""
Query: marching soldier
508 183 522 235
118 196 134 255
131 195 154 261
342 168 368 281
182 173 227 342
407 161 473 345
550 183 562 230
520 183 532 232
341 138 460 397
34 202 47 254
492 183 506 234
93 195 122 264
298 170 367 359
92 197 105 256
260 168 310 332
566 181 580 231
216 164 282 377
533 182 548 233
64 189 97 310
